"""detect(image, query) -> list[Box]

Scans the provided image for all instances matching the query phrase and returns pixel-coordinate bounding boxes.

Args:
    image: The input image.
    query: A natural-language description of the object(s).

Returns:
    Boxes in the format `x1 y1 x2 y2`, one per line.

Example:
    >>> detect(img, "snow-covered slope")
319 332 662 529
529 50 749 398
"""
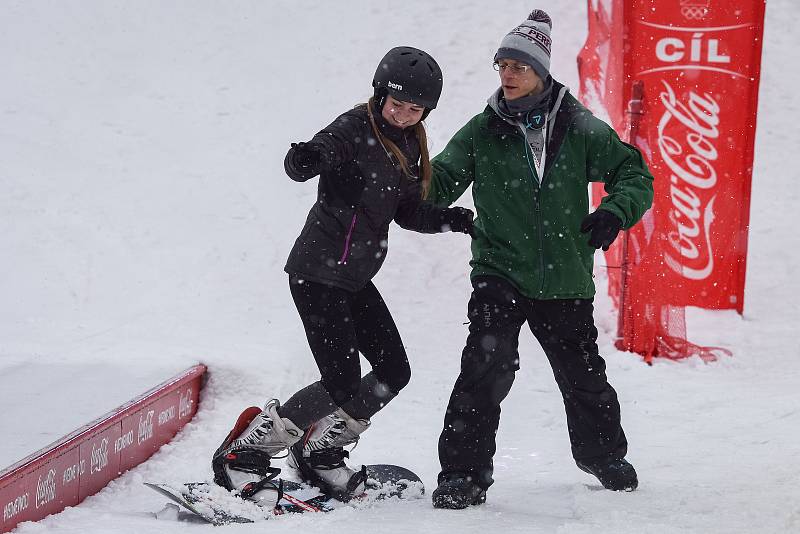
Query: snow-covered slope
2 1 799 532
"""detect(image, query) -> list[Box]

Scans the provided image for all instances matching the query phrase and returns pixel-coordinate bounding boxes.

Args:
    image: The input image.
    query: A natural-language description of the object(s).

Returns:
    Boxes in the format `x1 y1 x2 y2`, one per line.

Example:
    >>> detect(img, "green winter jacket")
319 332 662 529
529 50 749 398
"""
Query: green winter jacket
429 82 654 299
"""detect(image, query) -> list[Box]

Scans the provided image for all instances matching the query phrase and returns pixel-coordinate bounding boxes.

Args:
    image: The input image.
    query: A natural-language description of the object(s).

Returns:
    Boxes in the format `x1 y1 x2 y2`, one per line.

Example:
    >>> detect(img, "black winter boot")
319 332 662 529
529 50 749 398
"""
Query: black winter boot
576 457 638 491
431 473 486 509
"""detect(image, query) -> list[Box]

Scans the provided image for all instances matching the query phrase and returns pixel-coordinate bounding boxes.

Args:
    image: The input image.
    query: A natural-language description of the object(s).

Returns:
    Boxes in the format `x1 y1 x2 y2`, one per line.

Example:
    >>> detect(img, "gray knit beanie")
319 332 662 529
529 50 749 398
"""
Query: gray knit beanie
495 10 552 80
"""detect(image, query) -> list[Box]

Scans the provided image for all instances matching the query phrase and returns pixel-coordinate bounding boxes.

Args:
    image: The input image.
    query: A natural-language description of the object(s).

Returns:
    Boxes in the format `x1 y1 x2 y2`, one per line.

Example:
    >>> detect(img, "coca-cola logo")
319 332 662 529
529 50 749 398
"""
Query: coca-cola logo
656 80 719 281
35 469 57 509
138 410 154 444
3 493 29 521
178 388 193 419
90 438 110 474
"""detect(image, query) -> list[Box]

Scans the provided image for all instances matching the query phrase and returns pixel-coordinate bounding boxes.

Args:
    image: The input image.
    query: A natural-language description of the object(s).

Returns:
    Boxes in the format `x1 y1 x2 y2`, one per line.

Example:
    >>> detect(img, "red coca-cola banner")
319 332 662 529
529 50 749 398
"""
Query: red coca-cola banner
578 0 765 360
0 365 205 533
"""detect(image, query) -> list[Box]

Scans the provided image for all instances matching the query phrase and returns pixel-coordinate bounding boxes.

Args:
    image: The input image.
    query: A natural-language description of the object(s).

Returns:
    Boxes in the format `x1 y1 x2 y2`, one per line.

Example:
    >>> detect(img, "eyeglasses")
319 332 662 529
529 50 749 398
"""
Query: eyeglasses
493 61 530 74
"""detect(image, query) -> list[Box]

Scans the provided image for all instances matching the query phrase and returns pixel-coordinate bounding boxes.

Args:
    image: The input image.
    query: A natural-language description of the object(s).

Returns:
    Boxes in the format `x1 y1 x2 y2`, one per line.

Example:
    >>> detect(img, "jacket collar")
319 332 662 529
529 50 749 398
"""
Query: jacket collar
482 80 591 179
484 79 581 135
487 77 554 126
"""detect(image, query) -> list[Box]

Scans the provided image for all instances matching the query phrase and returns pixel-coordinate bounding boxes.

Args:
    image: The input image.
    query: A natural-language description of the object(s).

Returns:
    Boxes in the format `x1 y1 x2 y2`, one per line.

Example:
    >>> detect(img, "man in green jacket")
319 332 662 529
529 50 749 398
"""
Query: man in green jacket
429 10 654 509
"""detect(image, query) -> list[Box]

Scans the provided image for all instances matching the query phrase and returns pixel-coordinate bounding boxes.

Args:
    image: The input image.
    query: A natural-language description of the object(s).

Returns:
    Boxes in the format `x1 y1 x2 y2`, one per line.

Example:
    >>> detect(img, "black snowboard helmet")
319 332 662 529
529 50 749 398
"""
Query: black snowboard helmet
372 46 443 118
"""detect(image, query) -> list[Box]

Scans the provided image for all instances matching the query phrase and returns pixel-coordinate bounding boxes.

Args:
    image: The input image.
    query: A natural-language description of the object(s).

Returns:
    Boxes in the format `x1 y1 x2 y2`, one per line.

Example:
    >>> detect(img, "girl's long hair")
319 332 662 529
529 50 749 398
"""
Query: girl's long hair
365 96 432 198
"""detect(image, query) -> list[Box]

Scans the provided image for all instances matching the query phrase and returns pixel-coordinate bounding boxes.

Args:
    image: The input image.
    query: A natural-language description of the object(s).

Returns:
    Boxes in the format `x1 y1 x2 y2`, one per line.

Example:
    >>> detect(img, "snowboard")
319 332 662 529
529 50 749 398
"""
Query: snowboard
146 464 424 525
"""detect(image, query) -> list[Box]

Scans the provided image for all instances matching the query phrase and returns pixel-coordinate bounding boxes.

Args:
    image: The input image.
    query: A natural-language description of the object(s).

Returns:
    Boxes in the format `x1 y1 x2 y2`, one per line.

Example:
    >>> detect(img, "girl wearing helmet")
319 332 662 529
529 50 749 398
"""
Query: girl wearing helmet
211 47 473 503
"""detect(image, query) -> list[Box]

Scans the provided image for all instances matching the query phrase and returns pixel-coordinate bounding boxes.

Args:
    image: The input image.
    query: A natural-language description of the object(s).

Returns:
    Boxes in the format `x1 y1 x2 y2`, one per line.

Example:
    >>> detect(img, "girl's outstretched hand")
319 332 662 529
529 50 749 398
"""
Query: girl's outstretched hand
290 142 324 170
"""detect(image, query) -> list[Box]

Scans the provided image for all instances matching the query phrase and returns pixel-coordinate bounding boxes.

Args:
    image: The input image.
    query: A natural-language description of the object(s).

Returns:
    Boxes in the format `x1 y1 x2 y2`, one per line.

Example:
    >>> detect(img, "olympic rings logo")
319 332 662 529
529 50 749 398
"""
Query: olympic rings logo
681 6 709 20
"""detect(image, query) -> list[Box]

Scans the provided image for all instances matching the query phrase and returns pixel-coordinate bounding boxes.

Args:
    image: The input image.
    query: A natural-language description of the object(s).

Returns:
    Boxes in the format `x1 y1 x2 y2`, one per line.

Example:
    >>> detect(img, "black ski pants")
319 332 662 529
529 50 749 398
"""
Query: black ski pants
438 275 628 489
286 276 411 425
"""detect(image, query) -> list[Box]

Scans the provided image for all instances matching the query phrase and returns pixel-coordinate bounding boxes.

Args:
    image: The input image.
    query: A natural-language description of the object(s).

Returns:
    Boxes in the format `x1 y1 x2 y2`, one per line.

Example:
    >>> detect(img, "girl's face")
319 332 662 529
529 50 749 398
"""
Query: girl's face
381 96 425 129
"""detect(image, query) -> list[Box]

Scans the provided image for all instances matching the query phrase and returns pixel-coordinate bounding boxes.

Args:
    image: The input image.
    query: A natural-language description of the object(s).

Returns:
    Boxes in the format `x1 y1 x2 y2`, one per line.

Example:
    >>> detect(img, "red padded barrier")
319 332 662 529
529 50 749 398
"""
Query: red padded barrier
0 364 206 533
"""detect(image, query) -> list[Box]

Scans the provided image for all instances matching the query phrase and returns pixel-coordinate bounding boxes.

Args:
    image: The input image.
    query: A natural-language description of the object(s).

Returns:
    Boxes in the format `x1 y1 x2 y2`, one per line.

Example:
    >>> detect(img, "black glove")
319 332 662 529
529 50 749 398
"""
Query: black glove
443 207 476 238
580 209 623 251
290 142 324 170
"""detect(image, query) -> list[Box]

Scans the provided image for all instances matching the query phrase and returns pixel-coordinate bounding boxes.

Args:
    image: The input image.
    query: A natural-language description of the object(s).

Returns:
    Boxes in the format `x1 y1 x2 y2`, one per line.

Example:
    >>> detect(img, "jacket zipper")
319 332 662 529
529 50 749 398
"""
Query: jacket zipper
338 210 358 265
533 193 545 296
519 133 547 296
339 121 407 267
516 113 574 296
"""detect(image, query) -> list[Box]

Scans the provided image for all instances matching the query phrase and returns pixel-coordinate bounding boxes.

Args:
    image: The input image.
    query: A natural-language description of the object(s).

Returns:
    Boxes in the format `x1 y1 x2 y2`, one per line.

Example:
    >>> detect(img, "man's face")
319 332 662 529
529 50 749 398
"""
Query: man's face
496 59 544 101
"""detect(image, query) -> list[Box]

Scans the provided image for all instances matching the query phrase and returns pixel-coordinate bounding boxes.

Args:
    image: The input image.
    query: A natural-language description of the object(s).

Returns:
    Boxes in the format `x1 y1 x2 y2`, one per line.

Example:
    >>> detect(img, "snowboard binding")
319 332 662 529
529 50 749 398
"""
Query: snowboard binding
288 442 368 502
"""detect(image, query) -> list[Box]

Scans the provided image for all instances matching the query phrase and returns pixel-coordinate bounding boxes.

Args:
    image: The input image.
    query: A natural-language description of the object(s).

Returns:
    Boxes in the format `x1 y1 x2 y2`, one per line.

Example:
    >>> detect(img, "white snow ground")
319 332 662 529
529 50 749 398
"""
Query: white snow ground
2 1 799 533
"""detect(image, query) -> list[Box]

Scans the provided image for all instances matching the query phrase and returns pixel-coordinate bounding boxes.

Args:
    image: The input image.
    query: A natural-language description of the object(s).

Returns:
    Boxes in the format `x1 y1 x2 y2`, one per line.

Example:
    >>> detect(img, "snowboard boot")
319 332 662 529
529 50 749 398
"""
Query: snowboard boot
431 472 487 509
212 399 303 502
287 408 370 502
576 456 638 491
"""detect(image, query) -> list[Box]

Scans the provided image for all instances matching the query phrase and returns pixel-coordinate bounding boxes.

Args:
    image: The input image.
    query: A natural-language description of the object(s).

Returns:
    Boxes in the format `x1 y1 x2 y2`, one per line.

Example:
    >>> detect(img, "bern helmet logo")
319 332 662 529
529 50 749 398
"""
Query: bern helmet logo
387 81 403 91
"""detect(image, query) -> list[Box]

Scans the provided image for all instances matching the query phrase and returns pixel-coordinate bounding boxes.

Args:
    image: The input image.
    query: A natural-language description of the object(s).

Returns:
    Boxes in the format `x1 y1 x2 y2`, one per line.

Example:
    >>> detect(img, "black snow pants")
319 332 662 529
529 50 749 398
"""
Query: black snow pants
280 275 411 428
438 275 628 489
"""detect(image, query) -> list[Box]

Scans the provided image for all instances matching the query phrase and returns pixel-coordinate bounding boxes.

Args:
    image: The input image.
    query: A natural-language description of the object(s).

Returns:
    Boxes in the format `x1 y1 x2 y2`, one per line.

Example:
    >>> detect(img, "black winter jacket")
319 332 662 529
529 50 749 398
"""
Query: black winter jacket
284 102 461 291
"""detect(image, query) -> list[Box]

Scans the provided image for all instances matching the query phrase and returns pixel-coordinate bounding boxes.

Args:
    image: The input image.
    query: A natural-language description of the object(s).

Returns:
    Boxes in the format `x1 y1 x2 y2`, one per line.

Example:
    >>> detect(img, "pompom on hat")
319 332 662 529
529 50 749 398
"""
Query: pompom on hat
495 10 552 80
